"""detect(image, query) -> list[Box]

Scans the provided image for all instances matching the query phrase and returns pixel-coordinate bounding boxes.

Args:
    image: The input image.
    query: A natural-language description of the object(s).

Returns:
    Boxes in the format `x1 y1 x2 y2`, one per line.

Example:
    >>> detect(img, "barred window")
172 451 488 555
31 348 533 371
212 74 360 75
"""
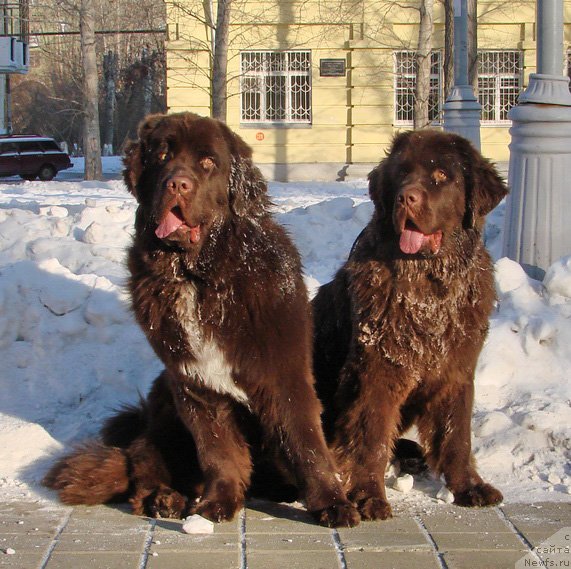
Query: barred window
240 51 312 125
394 51 442 126
478 51 523 124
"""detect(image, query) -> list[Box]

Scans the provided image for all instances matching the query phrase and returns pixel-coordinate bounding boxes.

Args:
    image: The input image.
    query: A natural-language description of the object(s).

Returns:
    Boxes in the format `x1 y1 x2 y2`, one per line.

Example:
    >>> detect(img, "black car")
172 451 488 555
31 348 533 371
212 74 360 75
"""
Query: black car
0 135 72 181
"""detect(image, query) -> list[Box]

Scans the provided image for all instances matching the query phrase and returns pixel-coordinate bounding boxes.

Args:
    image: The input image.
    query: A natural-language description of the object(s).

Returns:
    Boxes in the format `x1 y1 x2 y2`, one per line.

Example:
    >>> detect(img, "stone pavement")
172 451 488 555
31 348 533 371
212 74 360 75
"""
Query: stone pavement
0 499 569 569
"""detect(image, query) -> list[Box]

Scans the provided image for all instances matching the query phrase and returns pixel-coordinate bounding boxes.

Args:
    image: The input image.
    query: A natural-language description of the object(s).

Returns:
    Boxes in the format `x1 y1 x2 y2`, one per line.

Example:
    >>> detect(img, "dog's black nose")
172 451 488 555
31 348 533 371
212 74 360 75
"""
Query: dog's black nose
165 176 193 194
398 186 422 207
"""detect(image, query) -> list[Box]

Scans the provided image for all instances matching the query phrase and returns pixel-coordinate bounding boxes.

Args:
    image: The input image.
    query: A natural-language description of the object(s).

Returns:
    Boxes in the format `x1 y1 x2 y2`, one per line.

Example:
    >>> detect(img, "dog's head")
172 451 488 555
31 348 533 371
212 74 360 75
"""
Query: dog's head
368 130 508 256
123 112 268 251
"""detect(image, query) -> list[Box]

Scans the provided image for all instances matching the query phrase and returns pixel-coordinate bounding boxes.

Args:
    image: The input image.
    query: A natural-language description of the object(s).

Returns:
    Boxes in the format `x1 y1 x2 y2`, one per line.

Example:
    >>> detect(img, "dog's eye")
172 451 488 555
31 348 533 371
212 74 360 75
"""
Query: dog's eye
158 151 169 163
433 169 448 183
200 157 216 171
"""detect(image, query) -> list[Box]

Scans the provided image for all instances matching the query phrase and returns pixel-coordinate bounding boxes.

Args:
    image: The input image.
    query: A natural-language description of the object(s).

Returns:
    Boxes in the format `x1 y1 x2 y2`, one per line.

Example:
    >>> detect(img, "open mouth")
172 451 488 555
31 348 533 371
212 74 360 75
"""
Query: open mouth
399 220 442 255
155 206 202 244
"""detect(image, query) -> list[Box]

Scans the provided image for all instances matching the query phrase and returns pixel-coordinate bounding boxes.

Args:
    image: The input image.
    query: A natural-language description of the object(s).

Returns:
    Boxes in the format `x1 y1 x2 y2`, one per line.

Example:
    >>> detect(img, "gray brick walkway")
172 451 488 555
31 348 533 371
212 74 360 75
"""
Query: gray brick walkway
0 500 569 569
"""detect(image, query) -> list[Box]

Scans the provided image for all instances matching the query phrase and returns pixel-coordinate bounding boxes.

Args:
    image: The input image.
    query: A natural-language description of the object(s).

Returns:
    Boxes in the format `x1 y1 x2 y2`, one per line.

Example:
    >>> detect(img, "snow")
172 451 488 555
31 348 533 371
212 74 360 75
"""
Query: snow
182 514 215 534
0 156 569 508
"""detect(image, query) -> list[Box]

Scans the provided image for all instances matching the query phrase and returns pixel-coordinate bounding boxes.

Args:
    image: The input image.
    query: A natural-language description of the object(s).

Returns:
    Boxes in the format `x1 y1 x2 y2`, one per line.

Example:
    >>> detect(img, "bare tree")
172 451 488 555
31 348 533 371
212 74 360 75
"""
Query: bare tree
443 0 454 100
414 0 434 129
211 0 232 121
80 0 102 179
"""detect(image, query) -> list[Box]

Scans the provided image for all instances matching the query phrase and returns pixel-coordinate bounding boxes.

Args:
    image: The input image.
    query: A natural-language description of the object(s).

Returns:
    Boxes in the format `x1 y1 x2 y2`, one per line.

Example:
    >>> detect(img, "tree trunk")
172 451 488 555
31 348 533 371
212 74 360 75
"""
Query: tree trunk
142 48 153 118
102 51 117 156
211 0 232 121
80 0 102 180
414 0 434 129
443 0 454 100
467 0 478 92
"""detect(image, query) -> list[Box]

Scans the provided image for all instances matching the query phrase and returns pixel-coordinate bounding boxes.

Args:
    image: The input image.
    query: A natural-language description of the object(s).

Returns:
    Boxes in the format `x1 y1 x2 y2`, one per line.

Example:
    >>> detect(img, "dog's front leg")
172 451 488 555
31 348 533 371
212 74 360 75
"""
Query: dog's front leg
251 374 360 528
417 379 503 507
169 375 252 522
332 356 410 521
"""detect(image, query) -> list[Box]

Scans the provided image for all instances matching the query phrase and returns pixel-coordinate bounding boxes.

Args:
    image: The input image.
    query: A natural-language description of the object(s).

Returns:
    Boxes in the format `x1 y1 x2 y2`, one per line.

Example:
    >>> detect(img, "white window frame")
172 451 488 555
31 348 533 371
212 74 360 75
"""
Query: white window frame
394 50 443 127
478 50 523 125
240 50 312 126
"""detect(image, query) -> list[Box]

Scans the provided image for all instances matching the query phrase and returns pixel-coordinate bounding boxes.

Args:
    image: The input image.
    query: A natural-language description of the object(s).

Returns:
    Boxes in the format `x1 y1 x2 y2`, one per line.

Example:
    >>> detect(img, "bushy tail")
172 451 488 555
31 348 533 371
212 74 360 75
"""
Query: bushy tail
43 442 130 505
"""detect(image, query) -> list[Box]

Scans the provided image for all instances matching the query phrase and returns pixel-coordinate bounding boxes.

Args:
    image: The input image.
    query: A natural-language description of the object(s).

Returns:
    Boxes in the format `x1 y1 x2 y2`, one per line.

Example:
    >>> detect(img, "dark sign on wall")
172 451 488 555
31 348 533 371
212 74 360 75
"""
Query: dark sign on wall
319 59 346 77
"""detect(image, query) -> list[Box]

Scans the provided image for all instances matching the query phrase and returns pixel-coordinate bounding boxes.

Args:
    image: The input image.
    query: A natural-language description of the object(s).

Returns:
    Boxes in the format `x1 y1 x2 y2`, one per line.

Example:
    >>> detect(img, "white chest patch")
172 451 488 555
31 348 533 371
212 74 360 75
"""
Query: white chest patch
175 283 248 404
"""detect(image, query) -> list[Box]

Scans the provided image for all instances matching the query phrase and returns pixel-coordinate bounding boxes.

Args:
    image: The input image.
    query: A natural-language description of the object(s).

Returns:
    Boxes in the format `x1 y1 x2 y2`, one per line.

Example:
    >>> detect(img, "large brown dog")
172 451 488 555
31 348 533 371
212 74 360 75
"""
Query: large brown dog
45 113 359 528
313 130 507 521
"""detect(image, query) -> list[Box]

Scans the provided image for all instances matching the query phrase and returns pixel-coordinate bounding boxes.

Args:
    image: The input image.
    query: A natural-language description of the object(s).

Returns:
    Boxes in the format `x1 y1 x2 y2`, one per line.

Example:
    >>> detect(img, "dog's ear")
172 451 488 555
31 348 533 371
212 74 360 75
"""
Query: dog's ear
228 155 268 217
456 136 509 227
216 123 268 217
122 114 165 199
368 131 413 215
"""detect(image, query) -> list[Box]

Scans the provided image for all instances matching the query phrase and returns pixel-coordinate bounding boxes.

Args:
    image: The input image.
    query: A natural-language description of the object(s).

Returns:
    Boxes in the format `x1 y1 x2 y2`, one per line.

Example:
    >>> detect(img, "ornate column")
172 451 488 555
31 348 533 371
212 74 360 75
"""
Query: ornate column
502 0 571 280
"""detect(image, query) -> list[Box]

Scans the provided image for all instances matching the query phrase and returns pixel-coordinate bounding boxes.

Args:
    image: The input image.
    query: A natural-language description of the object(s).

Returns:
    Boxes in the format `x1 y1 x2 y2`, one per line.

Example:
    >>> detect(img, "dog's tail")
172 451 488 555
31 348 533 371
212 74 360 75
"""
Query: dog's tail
43 442 130 505
44 401 149 506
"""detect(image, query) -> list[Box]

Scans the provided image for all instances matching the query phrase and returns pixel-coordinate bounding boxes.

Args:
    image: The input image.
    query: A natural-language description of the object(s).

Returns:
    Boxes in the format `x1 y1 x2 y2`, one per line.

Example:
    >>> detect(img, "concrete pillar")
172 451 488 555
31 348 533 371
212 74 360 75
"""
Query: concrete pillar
502 0 571 280
442 0 482 149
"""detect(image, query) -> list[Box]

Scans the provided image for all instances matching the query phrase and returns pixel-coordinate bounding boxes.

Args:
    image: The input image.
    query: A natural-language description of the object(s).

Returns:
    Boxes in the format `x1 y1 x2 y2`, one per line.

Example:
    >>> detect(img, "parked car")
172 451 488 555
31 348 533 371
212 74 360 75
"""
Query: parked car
0 135 72 181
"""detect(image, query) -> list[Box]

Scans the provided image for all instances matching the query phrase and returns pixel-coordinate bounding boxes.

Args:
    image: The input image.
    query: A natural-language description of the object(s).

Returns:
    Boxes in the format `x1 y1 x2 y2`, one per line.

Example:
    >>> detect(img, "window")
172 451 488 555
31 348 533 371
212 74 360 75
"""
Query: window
478 51 523 124
567 49 571 92
17 141 43 153
394 51 443 126
241 51 312 125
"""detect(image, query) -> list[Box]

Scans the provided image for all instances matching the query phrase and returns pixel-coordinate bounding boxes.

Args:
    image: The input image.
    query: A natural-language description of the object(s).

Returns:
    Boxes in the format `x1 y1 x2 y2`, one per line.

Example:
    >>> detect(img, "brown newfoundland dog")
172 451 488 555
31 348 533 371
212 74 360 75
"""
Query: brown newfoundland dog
44 112 359 528
313 130 507 521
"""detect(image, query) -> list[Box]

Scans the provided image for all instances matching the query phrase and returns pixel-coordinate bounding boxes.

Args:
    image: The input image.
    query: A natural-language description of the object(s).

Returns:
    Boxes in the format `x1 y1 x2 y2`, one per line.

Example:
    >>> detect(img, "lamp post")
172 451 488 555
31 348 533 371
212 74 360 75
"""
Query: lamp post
502 0 571 280
442 0 481 149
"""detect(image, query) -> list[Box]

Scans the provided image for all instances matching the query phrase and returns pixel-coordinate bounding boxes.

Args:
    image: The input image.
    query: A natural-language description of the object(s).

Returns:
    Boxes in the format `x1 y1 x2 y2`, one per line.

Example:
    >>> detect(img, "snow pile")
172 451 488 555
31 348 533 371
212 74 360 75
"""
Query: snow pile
0 170 569 505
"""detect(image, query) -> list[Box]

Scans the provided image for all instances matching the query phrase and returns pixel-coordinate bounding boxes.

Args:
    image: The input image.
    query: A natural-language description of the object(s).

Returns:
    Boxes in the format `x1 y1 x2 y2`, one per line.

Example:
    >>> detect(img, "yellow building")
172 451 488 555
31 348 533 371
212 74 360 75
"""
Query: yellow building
166 0 571 180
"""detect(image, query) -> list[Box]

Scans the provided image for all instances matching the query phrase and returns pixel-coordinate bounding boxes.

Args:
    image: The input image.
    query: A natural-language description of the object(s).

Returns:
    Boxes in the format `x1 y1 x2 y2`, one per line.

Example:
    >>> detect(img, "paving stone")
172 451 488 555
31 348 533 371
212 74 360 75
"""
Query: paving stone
443 549 532 569
0 551 46 568
0 532 53 551
338 516 430 551
430 530 525 551
247 551 339 569
149 531 239 553
63 505 149 534
420 506 511 534
146 551 240 569
54 531 148 552
47 552 141 569
247 532 332 551
345 550 441 569
245 502 329 534
501 503 571 545
0 504 66 535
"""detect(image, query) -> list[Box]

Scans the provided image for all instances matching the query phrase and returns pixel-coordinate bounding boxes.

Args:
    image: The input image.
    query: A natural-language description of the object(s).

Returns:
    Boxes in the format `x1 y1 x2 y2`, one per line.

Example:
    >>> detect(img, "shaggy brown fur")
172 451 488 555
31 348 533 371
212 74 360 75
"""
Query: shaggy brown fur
313 130 507 521
44 112 359 528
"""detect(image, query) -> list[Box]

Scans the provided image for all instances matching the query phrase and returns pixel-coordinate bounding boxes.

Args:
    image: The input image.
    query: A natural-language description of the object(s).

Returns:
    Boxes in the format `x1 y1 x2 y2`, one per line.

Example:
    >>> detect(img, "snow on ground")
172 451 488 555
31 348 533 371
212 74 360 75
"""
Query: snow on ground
0 157 569 507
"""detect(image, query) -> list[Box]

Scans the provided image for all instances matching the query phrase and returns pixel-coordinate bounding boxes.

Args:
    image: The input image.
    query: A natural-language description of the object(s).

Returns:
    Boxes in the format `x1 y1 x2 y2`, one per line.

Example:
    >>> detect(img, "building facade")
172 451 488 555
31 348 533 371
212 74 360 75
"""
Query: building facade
166 0 571 180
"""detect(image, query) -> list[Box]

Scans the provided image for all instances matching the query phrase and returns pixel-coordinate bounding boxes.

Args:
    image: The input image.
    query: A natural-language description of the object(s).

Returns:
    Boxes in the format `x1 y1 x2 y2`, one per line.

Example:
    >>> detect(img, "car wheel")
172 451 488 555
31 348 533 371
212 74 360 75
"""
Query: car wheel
20 174 37 181
38 165 56 181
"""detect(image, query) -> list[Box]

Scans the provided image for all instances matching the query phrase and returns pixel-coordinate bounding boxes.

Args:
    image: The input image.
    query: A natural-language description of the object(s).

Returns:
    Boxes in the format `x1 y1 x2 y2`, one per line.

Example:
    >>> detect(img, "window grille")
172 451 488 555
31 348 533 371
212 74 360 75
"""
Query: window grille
394 50 442 126
478 51 522 124
240 51 312 125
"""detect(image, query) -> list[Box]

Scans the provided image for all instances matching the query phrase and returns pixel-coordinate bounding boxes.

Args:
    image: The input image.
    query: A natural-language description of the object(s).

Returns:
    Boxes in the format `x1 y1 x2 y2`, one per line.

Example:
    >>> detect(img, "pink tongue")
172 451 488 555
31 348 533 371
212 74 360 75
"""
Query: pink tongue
400 229 429 254
155 211 184 239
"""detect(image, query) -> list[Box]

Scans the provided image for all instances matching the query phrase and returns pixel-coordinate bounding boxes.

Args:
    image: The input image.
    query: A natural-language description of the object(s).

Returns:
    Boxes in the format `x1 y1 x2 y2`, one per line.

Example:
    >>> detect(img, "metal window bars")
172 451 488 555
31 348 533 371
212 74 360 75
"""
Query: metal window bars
394 50 443 126
477 50 523 124
241 51 312 124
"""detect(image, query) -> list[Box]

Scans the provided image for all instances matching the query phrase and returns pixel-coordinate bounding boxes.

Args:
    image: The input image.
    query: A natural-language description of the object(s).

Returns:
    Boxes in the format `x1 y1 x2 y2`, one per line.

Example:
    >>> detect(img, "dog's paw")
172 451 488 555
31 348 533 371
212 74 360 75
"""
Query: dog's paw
192 497 242 523
356 497 393 521
314 502 360 528
454 483 503 507
145 487 188 519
